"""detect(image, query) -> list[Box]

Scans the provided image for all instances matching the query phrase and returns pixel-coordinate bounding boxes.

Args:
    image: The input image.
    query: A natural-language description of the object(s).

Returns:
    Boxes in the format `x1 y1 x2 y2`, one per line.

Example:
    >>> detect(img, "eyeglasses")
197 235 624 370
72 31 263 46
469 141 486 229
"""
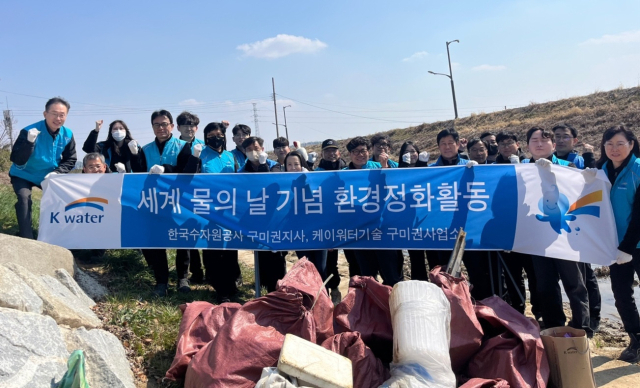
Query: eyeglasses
152 122 171 129
350 149 368 156
46 112 66 119
498 140 516 148
374 143 390 149
604 141 630 149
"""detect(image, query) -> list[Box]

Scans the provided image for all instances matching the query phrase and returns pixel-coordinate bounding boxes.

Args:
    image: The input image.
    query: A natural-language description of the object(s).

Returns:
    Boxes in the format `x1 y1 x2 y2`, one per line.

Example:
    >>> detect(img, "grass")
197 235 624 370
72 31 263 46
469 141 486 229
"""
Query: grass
0 183 41 237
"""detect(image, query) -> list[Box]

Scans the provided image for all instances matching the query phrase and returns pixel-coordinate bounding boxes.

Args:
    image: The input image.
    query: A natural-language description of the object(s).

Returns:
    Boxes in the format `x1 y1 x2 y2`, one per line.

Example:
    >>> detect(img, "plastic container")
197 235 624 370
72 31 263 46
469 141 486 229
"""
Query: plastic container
381 280 456 388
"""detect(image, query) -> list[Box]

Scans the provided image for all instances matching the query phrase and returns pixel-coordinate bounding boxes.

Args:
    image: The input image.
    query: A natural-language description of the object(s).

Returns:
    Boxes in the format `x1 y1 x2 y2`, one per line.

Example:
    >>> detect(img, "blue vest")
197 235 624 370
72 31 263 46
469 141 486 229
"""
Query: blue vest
429 156 469 167
556 151 585 169
522 155 571 166
231 148 247 170
10 120 74 185
604 155 640 247
342 161 382 170
142 136 186 171
200 148 236 173
190 138 204 153
369 157 398 168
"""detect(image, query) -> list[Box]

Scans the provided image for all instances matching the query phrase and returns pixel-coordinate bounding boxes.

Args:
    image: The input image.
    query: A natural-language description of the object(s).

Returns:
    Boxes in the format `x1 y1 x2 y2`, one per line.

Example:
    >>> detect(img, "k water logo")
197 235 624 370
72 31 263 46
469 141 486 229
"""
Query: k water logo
50 197 108 224
536 187 601 234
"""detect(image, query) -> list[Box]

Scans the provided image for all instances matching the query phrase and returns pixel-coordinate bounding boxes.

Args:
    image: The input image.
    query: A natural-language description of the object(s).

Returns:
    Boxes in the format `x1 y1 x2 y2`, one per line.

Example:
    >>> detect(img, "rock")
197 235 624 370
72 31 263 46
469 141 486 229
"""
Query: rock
0 307 69 388
73 265 108 302
0 233 74 277
0 264 43 313
55 268 96 308
5 263 102 329
63 327 135 388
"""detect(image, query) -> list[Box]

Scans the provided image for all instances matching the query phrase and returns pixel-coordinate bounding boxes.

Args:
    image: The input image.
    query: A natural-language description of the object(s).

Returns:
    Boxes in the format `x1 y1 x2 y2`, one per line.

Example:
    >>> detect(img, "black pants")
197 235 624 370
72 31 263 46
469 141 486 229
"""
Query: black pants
408 250 429 281
343 249 361 278
141 249 189 285
176 249 203 277
463 251 502 301
203 249 241 297
610 249 640 335
531 255 591 335
10 175 38 239
257 251 287 292
354 250 403 287
326 249 341 289
501 251 540 316
583 263 602 330
296 250 328 281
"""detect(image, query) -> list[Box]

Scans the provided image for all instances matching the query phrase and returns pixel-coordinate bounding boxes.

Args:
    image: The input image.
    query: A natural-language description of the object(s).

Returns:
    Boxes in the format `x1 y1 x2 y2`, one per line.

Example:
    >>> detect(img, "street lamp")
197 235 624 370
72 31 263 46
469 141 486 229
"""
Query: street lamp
283 105 291 140
428 39 460 119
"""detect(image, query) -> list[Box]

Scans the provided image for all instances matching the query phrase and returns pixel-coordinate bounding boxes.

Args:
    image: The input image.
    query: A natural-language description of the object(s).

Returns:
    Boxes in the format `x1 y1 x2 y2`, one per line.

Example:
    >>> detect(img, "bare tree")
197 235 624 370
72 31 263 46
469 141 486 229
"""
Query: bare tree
0 110 17 150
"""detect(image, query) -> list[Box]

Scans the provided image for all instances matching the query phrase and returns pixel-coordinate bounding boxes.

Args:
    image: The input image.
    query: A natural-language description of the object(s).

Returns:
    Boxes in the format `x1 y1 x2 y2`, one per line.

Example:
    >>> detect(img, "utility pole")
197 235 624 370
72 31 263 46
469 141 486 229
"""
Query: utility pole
272 77 279 137
428 39 460 119
283 105 291 140
252 103 260 137
3 110 14 150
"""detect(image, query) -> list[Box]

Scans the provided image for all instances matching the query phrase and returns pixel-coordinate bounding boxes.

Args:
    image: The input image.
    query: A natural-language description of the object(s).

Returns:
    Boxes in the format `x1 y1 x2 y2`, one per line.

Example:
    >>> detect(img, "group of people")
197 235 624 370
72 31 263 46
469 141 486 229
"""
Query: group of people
7 97 640 363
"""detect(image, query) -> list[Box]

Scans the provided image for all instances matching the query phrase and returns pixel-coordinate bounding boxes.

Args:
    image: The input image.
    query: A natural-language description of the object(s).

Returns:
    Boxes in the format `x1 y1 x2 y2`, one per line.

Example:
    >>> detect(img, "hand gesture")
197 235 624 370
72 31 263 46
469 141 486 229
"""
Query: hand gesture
27 128 40 142
583 143 594 153
115 163 126 173
459 138 468 150
466 160 479 168
535 158 552 168
308 152 318 164
128 140 139 155
418 151 429 162
378 152 390 167
193 144 203 158
149 165 165 174
402 153 411 163
258 152 268 164
95 120 104 132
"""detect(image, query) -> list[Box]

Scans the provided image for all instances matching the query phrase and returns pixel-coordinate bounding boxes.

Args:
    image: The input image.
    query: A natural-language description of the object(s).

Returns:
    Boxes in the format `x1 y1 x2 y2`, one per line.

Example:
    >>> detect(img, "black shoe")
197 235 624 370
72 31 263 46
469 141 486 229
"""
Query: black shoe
590 317 601 333
177 278 191 293
190 271 205 285
619 334 640 363
153 283 168 297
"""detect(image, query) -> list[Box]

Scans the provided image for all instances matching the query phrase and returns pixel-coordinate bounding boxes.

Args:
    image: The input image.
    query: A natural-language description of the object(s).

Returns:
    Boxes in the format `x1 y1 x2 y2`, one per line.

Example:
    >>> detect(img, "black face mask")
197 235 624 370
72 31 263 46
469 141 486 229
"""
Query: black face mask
207 136 225 149
488 144 498 156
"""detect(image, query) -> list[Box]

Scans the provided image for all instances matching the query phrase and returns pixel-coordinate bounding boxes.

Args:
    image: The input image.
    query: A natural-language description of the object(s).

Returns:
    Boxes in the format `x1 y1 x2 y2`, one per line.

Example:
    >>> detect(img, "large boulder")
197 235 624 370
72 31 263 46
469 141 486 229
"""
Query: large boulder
0 307 69 388
55 268 96 308
0 264 43 313
5 262 102 329
63 327 135 388
0 233 74 277
73 265 109 302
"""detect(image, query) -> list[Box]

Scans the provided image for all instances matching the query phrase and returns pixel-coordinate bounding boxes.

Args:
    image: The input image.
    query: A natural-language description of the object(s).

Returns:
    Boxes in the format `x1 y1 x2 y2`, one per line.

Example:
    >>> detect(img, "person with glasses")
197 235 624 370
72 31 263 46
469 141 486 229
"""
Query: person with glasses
370 134 397 168
429 128 470 167
9 97 77 239
176 111 202 151
270 137 290 172
552 124 596 170
596 125 640 362
131 109 194 297
480 132 499 163
344 137 403 286
81 152 110 174
82 119 140 173
494 131 527 164
467 138 491 165
230 124 252 170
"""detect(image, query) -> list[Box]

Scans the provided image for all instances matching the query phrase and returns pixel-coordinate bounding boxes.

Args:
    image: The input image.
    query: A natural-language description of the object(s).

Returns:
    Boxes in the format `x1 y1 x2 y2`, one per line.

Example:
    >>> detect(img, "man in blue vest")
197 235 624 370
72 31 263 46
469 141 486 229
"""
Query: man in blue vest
9 97 77 239
230 124 251 170
369 134 398 168
130 109 194 297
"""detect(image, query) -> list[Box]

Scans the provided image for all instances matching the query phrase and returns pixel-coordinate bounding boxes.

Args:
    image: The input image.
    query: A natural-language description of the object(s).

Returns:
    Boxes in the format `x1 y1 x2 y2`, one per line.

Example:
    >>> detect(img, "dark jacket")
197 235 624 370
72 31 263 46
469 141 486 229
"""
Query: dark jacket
82 129 139 173
494 149 527 164
315 158 347 171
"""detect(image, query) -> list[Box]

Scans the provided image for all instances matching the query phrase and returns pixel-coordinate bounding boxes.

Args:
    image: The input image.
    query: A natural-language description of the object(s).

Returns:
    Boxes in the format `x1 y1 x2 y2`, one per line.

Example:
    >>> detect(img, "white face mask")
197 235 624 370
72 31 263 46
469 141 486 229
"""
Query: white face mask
246 150 260 162
112 130 126 142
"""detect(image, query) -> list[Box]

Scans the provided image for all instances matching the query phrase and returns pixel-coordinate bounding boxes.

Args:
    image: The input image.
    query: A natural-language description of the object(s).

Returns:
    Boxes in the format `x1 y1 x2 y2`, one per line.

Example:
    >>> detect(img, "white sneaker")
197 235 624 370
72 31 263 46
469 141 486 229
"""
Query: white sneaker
330 288 342 305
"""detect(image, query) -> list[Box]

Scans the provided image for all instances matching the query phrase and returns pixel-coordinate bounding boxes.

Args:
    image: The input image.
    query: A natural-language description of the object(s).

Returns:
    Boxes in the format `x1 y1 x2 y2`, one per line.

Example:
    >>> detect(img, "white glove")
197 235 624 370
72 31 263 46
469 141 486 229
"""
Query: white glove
297 147 309 163
115 163 126 173
616 250 633 265
466 160 479 168
258 152 268 164
418 151 429 162
128 140 139 155
193 143 203 158
582 168 598 183
44 172 57 180
149 165 165 174
535 158 552 168
27 128 40 142
308 151 317 164
509 155 520 164
402 153 411 163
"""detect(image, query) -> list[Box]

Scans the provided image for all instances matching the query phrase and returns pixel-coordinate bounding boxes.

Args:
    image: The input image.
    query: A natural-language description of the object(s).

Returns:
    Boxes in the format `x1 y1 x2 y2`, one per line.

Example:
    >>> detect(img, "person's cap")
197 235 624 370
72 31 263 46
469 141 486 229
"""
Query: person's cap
322 139 339 150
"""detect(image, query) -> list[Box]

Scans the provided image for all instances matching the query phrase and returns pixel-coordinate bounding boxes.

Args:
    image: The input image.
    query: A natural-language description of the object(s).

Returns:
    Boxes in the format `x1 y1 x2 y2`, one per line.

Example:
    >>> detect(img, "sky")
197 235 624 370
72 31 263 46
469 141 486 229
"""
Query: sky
2 0 640 157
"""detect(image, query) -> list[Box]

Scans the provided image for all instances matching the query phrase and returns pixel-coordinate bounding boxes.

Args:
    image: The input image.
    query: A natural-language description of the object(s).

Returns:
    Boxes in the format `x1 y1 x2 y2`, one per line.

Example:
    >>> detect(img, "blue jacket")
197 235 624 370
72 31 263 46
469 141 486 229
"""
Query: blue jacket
200 148 237 173
190 138 204 153
369 157 398 168
522 154 572 166
141 136 187 172
554 150 595 170
240 158 278 172
9 120 76 185
342 161 382 170
429 156 469 167
231 148 247 170
605 154 640 248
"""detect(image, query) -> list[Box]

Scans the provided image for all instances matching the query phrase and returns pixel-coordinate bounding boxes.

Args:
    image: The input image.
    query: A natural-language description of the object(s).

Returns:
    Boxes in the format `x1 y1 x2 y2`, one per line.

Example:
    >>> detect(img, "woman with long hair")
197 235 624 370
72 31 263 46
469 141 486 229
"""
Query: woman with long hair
83 119 140 172
597 125 640 363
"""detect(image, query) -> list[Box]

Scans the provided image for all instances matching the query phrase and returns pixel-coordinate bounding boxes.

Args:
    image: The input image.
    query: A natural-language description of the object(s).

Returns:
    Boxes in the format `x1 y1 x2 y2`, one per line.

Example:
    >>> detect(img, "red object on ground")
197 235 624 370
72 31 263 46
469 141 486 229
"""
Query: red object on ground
321 332 390 388
184 259 333 388
459 377 511 388
165 301 241 381
429 266 484 372
466 296 549 388
333 276 394 364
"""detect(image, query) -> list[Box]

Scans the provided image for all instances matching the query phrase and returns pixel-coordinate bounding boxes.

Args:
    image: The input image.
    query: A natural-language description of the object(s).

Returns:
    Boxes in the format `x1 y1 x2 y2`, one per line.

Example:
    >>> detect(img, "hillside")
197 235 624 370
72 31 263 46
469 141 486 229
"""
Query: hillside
307 86 640 162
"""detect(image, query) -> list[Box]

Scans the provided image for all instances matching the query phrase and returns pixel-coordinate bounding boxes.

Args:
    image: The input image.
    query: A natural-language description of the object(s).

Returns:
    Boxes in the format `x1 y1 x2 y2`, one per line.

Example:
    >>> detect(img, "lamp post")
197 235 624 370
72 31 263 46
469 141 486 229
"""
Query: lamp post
428 39 460 119
283 105 291 140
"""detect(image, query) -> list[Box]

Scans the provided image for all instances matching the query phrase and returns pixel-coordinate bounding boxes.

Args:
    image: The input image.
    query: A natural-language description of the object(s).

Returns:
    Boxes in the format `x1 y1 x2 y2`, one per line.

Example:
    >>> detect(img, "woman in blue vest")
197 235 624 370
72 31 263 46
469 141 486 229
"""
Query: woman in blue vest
82 119 140 173
597 125 640 363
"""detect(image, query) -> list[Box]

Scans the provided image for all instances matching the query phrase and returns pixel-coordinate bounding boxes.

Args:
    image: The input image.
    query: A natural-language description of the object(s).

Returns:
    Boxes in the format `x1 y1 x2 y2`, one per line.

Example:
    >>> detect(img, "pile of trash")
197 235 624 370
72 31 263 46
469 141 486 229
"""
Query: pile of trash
165 258 551 388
